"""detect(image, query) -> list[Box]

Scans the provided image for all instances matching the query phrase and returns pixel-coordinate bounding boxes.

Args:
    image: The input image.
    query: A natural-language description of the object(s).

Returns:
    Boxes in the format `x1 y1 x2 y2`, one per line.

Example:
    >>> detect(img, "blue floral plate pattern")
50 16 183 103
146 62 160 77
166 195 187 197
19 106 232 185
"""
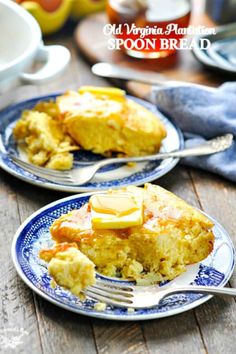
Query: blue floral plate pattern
12 192 235 321
0 94 183 193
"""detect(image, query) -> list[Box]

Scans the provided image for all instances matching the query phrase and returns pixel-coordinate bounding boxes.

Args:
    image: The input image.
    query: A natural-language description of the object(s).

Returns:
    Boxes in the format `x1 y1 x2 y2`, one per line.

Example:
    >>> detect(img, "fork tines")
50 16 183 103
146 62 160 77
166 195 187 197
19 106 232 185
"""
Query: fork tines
83 279 135 308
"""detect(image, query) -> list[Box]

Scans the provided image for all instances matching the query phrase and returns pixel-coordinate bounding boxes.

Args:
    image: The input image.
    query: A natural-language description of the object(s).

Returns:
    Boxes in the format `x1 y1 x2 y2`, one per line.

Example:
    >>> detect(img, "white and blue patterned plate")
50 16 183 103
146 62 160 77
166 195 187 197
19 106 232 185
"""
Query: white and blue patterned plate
0 94 183 193
12 192 235 321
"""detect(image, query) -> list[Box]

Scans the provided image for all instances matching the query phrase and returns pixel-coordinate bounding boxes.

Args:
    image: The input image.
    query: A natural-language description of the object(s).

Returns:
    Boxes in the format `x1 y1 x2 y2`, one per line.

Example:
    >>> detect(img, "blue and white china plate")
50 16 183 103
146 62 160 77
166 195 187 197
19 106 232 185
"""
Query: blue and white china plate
12 192 235 321
193 23 236 73
0 94 183 193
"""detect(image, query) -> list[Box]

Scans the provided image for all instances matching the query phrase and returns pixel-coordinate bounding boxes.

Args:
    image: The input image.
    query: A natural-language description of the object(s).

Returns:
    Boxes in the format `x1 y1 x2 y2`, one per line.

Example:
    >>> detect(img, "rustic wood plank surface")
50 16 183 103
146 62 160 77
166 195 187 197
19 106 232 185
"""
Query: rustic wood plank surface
0 20 236 354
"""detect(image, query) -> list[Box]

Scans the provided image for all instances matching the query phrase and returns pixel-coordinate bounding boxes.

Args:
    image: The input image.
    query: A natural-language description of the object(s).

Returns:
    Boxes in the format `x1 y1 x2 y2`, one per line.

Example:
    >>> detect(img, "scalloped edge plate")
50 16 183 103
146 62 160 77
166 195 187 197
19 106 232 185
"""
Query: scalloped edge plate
0 93 183 193
12 191 235 321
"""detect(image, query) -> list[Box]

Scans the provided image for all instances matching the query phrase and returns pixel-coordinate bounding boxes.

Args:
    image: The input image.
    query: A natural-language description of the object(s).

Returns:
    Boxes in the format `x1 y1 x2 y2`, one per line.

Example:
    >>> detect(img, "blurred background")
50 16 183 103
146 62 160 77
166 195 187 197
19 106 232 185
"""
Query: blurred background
14 0 236 36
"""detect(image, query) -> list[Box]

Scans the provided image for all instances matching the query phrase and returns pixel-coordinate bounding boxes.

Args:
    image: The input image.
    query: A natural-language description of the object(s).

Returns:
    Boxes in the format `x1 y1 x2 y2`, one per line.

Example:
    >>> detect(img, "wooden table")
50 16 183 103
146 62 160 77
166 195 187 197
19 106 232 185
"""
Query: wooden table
1 22 236 354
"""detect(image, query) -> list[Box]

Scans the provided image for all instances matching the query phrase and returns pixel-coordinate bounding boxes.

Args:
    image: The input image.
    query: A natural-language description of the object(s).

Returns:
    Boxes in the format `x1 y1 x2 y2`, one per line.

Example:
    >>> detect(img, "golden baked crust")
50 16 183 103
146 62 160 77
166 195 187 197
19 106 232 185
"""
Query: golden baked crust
57 89 167 156
49 183 214 285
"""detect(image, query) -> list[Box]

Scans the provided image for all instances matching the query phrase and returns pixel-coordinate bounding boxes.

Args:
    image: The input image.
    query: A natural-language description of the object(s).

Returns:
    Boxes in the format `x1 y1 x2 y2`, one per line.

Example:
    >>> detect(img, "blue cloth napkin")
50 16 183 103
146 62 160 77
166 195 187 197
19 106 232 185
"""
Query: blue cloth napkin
152 82 236 182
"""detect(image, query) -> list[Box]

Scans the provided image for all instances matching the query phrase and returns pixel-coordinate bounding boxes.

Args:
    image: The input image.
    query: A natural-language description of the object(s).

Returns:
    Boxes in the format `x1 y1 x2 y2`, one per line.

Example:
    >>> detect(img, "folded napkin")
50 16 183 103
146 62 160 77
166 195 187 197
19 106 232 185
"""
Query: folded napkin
152 82 236 182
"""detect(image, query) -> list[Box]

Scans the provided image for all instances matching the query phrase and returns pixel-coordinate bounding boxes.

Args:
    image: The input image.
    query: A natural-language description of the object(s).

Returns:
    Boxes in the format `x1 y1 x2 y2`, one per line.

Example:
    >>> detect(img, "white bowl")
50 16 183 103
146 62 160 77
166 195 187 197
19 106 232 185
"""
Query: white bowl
0 0 41 81
0 0 70 107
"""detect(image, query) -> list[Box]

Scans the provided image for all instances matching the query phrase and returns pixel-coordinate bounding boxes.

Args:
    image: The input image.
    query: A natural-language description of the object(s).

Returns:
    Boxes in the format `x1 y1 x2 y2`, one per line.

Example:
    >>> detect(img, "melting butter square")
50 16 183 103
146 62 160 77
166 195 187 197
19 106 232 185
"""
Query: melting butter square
89 191 143 229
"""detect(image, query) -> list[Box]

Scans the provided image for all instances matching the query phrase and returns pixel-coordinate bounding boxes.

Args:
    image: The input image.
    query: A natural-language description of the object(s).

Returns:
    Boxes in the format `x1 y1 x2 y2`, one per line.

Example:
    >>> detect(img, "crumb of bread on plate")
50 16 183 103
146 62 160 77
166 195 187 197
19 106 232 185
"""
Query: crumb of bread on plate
39 243 95 296
94 302 107 311
127 308 135 313
48 183 214 286
50 279 57 289
127 162 137 168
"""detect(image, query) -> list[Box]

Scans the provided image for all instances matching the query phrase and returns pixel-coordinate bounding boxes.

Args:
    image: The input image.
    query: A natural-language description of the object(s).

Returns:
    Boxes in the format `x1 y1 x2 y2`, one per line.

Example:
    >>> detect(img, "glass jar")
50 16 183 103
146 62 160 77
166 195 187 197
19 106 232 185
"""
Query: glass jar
107 0 192 58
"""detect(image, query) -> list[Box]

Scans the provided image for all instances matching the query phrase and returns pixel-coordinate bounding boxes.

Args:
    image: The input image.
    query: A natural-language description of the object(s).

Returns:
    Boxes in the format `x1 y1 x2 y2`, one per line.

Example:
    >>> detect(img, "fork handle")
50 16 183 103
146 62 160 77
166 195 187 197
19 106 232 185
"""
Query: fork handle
95 134 233 169
162 285 236 299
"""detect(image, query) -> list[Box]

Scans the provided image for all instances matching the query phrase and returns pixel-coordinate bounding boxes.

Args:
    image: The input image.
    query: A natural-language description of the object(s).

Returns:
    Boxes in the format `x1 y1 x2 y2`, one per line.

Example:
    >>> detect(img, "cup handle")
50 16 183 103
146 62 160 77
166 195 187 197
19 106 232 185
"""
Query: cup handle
20 43 71 84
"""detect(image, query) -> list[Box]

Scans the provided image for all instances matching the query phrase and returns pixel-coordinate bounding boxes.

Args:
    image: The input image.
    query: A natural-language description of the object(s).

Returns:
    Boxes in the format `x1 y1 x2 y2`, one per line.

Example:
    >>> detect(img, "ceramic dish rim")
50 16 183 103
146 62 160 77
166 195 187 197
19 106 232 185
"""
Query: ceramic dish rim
192 23 236 73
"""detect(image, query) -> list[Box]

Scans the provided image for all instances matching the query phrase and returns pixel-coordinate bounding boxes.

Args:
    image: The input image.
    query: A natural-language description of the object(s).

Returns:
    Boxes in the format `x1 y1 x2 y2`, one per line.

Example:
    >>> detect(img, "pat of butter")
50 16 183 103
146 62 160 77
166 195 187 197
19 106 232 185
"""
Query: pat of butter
89 192 143 229
79 86 126 100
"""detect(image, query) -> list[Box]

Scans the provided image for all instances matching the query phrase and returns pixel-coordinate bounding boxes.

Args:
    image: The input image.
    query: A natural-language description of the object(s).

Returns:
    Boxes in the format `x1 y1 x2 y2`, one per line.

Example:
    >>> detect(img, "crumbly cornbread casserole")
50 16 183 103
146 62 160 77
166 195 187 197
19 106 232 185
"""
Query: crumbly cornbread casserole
13 110 78 170
13 87 166 169
40 243 95 296
57 87 167 157
40 183 214 292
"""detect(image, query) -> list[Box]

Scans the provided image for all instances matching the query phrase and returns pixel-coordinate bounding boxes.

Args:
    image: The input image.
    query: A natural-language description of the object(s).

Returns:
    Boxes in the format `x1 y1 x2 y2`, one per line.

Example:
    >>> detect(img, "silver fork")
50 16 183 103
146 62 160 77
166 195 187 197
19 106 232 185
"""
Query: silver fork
8 134 233 185
84 278 236 309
